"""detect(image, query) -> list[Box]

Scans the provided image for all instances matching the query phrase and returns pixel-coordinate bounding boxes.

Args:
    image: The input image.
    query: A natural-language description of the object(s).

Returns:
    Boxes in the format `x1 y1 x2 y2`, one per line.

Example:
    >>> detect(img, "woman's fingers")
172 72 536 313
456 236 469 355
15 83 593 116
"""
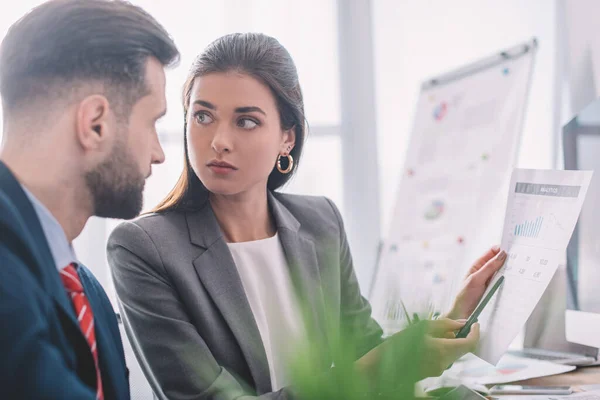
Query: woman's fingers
446 322 480 360
471 250 507 286
468 246 501 275
427 318 465 337
422 323 480 378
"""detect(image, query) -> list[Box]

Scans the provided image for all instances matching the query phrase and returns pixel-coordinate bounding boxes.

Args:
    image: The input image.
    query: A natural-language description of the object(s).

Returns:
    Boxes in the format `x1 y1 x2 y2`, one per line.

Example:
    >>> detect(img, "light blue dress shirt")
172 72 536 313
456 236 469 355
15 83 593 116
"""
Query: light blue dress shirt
21 184 78 271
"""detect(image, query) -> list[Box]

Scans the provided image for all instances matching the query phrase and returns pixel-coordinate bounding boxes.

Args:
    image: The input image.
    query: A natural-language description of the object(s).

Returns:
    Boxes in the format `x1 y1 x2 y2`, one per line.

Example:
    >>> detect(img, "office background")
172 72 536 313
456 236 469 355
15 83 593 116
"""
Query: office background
0 0 563 294
1 1 591 397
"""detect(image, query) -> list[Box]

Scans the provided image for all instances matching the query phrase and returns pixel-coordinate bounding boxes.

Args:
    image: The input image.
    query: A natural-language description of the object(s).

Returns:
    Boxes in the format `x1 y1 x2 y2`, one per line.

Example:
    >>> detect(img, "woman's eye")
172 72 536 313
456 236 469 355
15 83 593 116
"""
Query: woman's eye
194 111 214 125
238 118 258 130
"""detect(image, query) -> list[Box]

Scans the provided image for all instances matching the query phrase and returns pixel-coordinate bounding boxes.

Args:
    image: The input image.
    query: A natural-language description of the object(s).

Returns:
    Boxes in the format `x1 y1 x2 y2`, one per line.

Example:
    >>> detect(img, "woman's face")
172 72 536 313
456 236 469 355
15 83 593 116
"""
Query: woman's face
186 72 295 197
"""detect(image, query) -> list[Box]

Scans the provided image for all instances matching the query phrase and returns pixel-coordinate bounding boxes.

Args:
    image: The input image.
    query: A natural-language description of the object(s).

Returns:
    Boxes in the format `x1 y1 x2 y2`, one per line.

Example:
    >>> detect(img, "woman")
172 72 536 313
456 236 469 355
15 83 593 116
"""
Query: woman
107 33 507 400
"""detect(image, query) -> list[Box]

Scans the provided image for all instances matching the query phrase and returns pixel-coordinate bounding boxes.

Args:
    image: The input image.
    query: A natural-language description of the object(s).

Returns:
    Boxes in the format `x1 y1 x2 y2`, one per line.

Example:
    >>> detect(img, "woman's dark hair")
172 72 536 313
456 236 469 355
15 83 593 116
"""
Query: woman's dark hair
152 32 307 213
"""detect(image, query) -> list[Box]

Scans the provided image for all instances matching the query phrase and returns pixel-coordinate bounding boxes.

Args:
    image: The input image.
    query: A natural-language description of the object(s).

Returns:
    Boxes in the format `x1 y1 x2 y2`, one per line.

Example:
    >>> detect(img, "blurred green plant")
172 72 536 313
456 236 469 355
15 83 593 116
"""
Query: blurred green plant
288 301 430 400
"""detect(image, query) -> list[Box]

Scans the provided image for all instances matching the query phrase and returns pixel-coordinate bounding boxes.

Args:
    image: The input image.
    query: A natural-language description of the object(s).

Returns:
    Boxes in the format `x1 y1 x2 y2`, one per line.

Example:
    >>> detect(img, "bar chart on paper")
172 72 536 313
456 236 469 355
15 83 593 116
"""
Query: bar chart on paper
514 216 543 238
507 182 583 251
476 169 593 365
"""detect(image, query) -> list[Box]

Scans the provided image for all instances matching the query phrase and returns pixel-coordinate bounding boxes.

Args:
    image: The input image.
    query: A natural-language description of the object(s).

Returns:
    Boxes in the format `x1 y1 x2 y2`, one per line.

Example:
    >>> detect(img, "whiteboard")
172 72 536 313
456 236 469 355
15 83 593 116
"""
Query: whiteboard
369 39 537 336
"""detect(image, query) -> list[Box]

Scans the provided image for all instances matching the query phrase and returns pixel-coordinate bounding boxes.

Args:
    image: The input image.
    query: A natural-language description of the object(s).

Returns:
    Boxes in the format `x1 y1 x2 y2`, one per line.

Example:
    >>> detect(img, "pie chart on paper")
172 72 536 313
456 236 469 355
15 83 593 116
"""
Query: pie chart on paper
424 200 445 220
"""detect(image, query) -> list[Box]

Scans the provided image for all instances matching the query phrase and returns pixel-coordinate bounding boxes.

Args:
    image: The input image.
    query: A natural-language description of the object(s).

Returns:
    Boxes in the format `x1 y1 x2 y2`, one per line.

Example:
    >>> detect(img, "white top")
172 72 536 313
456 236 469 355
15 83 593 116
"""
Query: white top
227 233 306 391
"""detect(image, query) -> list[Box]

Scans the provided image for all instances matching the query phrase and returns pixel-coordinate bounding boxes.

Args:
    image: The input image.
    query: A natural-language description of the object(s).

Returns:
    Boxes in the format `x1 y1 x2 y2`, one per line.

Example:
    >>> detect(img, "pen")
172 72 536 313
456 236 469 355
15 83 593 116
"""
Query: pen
455 275 505 339
400 299 412 325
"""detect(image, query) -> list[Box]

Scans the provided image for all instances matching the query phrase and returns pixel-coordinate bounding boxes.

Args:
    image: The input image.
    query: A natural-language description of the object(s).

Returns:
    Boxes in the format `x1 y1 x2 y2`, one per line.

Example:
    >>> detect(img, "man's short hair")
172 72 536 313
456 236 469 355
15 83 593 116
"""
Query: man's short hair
0 0 179 119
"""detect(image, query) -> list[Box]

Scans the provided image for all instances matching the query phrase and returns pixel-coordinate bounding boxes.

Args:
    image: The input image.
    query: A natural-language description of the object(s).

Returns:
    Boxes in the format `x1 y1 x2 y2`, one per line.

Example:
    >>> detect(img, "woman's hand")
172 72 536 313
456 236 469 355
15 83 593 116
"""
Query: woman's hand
446 246 507 321
420 319 479 378
356 318 479 384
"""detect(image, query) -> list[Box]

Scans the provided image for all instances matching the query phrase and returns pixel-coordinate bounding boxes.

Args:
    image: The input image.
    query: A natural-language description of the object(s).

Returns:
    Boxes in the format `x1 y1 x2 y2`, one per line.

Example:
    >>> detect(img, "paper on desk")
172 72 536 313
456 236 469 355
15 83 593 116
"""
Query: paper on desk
550 390 600 399
419 353 575 389
476 169 593 364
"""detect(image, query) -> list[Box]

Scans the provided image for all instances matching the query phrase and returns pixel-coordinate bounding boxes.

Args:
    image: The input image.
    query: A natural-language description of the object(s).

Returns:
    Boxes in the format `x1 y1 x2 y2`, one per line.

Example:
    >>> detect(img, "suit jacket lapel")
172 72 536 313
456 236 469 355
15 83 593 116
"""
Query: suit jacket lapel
268 193 330 367
187 202 271 394
0 162 95 387
187 192 331 392
79 265 127 399
0 162 80 328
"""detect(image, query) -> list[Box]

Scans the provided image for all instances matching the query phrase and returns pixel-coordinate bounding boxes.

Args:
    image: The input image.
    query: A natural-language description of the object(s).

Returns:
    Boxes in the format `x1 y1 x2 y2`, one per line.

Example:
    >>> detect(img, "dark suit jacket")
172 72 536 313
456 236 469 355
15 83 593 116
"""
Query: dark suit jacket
0 161 130 399
107 191 383 399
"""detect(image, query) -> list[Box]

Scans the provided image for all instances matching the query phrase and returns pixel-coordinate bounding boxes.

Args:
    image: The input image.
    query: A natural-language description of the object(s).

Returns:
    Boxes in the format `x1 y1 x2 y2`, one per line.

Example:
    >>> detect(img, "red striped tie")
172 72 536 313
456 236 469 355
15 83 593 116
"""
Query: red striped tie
60 263 104 400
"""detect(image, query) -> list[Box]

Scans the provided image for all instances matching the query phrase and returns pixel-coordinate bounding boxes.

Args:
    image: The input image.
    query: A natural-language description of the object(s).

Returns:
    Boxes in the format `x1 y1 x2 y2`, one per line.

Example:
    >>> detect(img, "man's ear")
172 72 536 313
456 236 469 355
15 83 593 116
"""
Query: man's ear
75 94 112 151
281 126 296 154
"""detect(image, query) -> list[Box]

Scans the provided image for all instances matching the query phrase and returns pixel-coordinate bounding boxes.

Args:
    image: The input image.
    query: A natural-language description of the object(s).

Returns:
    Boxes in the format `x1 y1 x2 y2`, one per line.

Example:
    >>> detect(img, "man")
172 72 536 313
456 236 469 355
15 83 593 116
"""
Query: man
0 0 179 398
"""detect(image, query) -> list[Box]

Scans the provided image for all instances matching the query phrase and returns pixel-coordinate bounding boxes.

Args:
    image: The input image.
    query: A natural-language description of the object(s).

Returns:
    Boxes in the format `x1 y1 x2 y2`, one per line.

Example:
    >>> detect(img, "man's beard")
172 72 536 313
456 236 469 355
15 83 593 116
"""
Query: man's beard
84 138 146 220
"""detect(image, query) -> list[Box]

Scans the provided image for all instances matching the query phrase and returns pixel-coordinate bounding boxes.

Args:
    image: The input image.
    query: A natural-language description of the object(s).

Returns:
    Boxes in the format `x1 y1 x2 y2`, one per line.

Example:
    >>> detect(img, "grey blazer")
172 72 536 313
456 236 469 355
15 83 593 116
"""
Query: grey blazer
107 191 383 400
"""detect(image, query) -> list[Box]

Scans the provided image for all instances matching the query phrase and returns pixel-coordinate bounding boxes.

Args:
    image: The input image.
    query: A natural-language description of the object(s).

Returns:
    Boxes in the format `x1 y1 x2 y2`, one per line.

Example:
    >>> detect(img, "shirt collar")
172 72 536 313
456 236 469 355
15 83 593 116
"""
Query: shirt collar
21 184 78 271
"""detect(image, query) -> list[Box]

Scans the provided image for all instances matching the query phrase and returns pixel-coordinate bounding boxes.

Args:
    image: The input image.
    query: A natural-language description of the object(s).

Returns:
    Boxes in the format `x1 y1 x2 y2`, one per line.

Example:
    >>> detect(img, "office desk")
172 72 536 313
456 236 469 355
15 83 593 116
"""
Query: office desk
511 365 600 386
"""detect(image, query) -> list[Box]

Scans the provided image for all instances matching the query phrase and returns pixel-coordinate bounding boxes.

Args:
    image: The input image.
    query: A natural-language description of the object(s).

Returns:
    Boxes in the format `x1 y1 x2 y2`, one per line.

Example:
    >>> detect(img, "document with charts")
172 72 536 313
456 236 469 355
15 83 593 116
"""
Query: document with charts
476 168 593 364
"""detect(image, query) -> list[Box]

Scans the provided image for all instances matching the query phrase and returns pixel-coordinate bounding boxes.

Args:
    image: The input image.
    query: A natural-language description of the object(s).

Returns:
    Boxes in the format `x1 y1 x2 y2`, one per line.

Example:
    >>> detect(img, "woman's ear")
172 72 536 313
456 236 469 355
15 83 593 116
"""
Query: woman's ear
281 127 296 154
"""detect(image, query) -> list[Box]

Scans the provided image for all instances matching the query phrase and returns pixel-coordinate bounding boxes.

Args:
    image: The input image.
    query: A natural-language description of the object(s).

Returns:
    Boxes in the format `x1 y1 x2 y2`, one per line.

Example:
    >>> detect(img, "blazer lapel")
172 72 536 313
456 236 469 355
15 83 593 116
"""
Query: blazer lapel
268 193 330 366
0 162 95 385
187 202 271 394
79 265 127 399
186 192 331 391
0 162 80 328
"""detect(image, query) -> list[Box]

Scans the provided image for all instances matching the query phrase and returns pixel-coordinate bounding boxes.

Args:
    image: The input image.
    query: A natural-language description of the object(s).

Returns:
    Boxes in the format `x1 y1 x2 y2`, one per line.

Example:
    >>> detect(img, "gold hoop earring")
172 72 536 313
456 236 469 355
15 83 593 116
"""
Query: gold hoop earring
277 154 294 174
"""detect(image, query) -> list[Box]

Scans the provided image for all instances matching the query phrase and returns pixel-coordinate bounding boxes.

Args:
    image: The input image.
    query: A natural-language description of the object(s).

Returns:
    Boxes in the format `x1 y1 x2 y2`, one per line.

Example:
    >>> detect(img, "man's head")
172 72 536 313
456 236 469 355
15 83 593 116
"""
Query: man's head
0 0 179 219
